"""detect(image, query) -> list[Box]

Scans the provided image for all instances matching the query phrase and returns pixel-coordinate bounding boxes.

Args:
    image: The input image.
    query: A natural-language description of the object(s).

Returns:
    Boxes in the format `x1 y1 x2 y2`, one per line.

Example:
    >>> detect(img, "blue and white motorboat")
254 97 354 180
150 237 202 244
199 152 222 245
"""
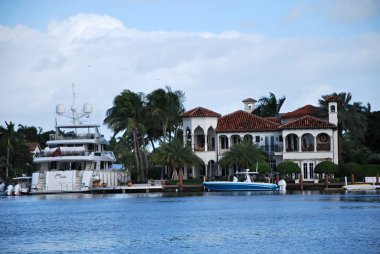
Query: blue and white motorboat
203 169 286 191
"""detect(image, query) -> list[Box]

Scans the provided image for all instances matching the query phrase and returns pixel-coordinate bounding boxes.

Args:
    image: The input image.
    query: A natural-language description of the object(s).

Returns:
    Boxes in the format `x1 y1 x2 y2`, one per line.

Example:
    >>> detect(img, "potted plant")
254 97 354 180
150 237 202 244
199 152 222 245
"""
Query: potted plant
92 179 101 187
127 180 133 187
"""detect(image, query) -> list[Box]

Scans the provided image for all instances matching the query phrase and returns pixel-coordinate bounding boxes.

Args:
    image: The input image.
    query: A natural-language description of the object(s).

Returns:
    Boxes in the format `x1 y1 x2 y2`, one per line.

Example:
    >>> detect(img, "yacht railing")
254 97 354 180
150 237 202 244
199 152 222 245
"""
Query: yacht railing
50 133 96 141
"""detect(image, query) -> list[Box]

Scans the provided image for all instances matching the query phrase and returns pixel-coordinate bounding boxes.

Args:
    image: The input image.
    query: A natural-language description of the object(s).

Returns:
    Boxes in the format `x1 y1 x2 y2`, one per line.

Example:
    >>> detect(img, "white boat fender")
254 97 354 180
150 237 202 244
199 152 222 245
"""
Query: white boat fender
278 179 286 191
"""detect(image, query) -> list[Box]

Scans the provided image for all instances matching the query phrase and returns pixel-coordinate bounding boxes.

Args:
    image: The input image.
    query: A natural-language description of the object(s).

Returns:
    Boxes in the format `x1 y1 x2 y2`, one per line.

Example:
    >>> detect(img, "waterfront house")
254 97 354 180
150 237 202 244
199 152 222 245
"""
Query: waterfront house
180 96 339 181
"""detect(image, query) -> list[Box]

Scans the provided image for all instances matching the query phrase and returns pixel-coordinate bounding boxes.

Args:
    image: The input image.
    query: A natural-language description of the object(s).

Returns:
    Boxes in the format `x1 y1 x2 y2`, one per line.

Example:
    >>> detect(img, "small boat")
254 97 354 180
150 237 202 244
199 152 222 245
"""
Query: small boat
342 177 380 191
13 176 32 195
342 184 377 191
203 169 286 191
5 176 32 195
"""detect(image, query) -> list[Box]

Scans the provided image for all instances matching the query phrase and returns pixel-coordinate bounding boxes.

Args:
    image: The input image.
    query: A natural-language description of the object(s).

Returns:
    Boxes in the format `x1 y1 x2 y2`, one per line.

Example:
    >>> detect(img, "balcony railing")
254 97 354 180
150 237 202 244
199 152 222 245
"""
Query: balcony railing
260 145 283 152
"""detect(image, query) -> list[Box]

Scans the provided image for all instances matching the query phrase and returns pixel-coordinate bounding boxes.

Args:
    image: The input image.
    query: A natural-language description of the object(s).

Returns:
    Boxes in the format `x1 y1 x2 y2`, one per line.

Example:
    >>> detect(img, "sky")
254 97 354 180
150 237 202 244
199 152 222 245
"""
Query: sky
0 0 379 139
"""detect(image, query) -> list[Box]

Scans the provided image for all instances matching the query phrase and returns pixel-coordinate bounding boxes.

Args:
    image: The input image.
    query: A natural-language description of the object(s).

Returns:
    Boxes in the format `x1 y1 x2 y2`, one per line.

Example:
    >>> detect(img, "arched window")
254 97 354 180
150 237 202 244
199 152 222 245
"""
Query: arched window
185 127 192 147
207 127 216 151
194 126 205 151
286 134 299 152
316 133 330 151
243 134 253 143
220 135 229 150
330 105 336 112
301 133 314 151
231 135 241 147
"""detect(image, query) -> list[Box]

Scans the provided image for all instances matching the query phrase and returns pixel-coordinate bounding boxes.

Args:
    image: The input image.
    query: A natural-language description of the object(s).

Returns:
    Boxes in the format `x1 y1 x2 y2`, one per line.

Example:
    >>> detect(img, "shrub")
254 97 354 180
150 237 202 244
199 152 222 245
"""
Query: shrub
277 161 300 176
314 161 338 175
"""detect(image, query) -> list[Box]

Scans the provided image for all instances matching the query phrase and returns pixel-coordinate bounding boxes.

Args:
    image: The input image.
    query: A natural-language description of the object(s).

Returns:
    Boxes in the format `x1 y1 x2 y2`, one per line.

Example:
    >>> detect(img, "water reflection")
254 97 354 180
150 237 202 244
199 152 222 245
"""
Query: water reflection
1 190 379 254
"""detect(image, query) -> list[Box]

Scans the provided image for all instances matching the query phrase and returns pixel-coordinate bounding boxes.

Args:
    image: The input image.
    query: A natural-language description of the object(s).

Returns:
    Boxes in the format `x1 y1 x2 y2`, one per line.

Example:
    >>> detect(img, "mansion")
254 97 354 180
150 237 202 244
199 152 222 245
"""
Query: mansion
180 96 339 181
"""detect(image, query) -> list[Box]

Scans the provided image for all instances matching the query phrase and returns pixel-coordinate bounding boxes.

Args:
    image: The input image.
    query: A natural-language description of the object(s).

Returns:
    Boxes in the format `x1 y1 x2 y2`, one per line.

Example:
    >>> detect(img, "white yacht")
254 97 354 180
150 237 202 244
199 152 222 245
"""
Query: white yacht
31 86 127 193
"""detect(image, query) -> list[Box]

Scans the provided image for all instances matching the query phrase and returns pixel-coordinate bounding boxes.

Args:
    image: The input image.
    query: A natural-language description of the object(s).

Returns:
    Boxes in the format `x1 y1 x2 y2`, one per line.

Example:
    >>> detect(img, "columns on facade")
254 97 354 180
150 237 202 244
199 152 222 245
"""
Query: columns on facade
314 135 317 152
298 135 302 152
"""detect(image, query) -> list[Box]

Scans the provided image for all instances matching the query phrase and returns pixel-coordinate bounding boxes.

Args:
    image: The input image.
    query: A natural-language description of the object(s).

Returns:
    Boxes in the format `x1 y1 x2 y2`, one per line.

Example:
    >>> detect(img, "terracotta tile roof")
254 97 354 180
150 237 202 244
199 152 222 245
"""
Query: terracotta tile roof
216 110 280 132
181 107 221 118
280 115 337 129
325 96 340 102
242 98 257 103
265 117 281 123
281 105 321 118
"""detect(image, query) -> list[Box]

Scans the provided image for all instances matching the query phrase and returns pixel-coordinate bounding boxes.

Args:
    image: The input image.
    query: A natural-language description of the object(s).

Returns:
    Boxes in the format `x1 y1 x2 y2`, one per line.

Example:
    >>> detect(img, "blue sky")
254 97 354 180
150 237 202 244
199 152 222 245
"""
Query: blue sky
0 0 379 137
2 0 379 36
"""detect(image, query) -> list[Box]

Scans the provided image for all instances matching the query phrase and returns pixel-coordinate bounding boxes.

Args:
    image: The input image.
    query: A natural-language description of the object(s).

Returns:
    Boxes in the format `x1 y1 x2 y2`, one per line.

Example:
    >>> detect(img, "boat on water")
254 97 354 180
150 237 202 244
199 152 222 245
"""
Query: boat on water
203 169 286 191
3 176 32 196
342 177 380 191
31 85 128 194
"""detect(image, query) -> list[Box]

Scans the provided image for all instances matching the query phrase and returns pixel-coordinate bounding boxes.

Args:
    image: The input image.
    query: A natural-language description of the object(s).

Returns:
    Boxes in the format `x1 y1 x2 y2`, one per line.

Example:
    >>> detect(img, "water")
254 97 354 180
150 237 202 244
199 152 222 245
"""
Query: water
1 191 379 254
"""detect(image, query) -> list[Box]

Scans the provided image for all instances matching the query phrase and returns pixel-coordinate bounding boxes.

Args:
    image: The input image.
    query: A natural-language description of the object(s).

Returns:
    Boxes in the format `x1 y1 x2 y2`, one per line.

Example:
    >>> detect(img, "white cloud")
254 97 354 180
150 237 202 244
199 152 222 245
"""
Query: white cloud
320 0 380 23
0 13 379 138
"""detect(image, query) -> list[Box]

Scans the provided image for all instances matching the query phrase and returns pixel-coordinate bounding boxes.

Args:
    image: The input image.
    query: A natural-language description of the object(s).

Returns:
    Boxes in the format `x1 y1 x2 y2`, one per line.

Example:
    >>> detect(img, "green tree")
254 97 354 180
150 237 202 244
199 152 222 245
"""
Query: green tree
319 92 368 163
276 161 300 178
254 92 286 117
365 111 380 153
146 86 185 143
150 139 203 189
314 161 338 188
104 90 147 182
219 140 267 170
0 121 32 179
343 162 362 184
0 121 17 178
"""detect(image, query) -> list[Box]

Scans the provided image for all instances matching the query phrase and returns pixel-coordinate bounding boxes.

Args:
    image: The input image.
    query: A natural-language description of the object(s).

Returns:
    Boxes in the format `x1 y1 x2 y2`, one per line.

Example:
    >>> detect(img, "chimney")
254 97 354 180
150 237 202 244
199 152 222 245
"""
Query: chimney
242 98 256 113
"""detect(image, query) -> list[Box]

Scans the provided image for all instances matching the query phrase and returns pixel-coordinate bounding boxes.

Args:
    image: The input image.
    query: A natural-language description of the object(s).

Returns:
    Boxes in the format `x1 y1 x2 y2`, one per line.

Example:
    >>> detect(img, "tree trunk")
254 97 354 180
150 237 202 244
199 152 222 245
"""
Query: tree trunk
324 173 329 189
172 168 178 180
6 147 10 178
300 174 304 190
351 173 355 184
179 168 183 192
132 128 141 182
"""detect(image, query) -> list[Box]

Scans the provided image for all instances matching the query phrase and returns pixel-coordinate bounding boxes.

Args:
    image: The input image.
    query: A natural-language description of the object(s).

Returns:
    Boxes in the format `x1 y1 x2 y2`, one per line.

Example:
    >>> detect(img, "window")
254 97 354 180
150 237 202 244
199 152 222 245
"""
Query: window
221 136 228 149
303 163 308 178
309 163 314 179
279 135 283 142
255 136 260 142
330 105 336 112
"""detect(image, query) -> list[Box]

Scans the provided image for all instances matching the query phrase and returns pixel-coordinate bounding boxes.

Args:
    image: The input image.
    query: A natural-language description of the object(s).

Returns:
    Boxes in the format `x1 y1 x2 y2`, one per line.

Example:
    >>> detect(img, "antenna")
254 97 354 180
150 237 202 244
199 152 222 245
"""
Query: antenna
56 84 92 125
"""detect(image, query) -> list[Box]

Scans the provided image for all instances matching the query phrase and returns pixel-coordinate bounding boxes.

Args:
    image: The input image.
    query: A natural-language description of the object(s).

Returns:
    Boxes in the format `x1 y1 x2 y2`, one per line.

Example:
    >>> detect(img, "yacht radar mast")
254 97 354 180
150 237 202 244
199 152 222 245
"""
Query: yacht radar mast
56 84 93 125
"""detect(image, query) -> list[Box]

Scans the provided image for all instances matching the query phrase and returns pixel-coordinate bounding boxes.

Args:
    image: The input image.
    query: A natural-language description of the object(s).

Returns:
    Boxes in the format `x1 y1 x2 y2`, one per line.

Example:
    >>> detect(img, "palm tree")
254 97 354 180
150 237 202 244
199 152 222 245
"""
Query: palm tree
104 90 147 182
0 122 26 177
146 86 185 143
0 121 18 178
314 161 338 189
319 92 368 163
219 140 267 170
150 139 203 190
254 92 286 117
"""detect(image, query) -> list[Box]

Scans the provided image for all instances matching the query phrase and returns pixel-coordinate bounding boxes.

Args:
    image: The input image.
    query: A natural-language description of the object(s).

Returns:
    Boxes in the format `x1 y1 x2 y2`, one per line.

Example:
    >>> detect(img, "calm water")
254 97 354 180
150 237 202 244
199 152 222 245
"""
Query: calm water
1 191 379 254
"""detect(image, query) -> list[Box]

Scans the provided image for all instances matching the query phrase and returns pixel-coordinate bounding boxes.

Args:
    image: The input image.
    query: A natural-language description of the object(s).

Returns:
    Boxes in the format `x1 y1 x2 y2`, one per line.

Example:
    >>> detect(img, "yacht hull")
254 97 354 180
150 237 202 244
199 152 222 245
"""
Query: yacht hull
203 181 278 191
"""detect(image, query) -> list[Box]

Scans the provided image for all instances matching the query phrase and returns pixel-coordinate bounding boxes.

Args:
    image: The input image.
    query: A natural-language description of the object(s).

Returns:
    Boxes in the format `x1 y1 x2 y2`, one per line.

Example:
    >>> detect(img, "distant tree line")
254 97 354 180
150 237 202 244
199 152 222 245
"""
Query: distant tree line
0 122 54 181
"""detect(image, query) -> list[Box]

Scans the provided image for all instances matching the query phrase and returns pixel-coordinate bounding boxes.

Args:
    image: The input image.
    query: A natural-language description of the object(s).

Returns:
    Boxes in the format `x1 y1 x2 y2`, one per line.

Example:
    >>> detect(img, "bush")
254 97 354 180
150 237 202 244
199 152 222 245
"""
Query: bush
314 161 338 174
362 164 380 176
277 161 300 176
